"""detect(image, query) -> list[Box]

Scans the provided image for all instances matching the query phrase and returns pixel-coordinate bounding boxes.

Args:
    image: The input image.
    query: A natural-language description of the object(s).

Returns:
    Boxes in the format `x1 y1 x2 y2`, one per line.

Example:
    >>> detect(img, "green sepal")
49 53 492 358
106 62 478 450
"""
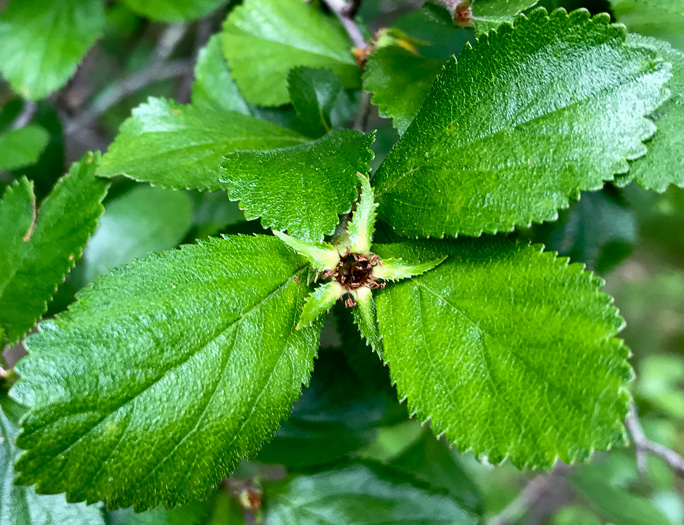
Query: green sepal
345 173 378 255
373 256 448 281
273 231 340 271
297 281 342 330
352 287 382 356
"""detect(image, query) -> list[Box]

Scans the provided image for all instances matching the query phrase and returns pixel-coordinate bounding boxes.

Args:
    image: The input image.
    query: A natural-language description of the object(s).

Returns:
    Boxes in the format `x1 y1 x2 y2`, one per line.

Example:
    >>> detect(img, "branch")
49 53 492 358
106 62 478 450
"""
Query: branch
626 401 684 477
322 0 367 49
10 101 38 130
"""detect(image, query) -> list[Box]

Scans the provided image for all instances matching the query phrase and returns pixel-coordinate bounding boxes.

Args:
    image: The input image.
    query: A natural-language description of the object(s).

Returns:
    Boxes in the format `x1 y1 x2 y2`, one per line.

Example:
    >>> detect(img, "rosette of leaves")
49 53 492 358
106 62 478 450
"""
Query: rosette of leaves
3 0 683 515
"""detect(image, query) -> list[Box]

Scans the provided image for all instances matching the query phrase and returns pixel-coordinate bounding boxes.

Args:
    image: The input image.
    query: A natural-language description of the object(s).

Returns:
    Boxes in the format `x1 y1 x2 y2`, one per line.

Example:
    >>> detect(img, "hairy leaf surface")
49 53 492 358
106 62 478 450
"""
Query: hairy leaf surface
0 0 105 100
0 153 108 346
222 0 360 106
373 9 670 238
472 0 541 33
11 236 321 511
373 239 632 467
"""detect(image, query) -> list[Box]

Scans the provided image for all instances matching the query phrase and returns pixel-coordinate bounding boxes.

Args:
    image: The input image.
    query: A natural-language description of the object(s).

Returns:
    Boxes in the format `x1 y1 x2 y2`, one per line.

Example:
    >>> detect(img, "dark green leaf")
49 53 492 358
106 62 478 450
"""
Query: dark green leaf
373 238 632 467
374 9 670 237
472 0 541 33
11 236 321 511
0 153 109 345
0 125 49 171
0 0 105 100
287 67 343 137
611 0 684 51
121 0 226 23
222 0 360 106
221 130 375 241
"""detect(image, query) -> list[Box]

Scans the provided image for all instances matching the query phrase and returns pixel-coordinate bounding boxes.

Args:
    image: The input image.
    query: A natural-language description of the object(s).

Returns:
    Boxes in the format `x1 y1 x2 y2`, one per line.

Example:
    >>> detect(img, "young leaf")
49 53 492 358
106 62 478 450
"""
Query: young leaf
363 46 442 134
373 9 670 238
222 0 360 106
611 0 684 51
373 256 447 281
192 35 250 114
11 236 321 511
221 130 375 241
352 287 382 354
263 461 478 524
0 153 109 346
0 0 105 100
120 0 226 23
297 281 342 330
273 231 340 271
0 125 49 171
1 400 106 525
98 98 307 191
345 173 377 254
81 186 194 283
288 67 344 137
627 35 684 191
373 238 632 468
472 0 541 33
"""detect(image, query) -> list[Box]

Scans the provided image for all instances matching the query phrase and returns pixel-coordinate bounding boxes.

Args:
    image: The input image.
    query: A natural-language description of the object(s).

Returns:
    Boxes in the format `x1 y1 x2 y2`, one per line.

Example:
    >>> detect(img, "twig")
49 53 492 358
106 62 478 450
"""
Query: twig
154 23 189 62
177 18 213 103
10 101 38 130
322 0 367 49
353 91 372 132
626 401 684 477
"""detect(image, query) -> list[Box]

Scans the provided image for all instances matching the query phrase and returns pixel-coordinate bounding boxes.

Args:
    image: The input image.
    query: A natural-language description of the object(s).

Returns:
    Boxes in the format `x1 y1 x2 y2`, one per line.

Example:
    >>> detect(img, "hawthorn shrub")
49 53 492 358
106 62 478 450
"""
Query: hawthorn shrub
0 0 683 523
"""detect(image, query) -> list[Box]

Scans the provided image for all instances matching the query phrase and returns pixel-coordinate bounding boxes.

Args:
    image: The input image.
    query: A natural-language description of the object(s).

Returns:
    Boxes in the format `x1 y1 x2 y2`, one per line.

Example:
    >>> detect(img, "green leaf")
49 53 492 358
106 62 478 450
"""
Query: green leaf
297 281 342 330
192 35 250 115
373 256 447 281
472 0 541 33
373 238 632 467
121 0 226 22
273 231 340 271
627 35 684 191
611 0 684 51
0 153 109 346
81 186 194 283
11 235 321 511
98 98 307 191
0 125 49 171
373 9 670 238
352 287 382 354
0 0 105 100
1 400 106 525
263 461 478 524
363 45 442 134
288 67 344 137
344 173 377 254
221 130 375 241
222 0 360 107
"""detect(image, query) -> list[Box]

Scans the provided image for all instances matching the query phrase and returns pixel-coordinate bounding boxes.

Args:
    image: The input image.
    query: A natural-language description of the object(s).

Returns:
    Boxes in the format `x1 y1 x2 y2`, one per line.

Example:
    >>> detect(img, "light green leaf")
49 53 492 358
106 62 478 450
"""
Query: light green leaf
373 238 632 467
0 125 49 171
373 256 447 281
627 35 684 191
273 231 340 271
373 9 670 238
611 0 684 51
346 173 378 255
121 0 226 22
81 186 193 283
11 236 321 511
0 153 109 346
1 401 106 525
297 281 342 330
288 67 344 137
0 0 105 100
221 130 375 241
352 287 382 354
263 461 477 524
222 0 360 107
472 0 541 33
363 45 442 134
192 35 250 114
98 98 307 191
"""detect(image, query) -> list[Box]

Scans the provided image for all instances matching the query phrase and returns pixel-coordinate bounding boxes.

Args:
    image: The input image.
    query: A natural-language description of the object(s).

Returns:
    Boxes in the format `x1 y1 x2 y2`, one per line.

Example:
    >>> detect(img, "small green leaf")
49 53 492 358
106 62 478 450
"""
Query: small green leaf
11 236 321 511
472 0 541 33
273 231 340 271
81 186 194 283
121 0 226 22
0 0 105 100
288 67 344 137
627 35 684 191
363 45 442 134
0 125 49 171
373 256 447 281
0 153 109 346
98 98 307 191
221 130 375 241
373 238 632 467
192 35 250 114
611 0 684 51
352 287 382 354
1 400 106 525
222 0 360 106
297 281 342 330
345 173 378 254
263 461 478 524
374 9 671 238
